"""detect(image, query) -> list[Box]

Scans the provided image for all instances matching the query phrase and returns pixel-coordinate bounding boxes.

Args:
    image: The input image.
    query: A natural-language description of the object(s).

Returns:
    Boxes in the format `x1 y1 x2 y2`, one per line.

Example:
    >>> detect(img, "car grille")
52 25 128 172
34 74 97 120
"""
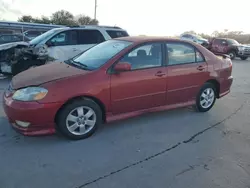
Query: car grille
243 47 250 54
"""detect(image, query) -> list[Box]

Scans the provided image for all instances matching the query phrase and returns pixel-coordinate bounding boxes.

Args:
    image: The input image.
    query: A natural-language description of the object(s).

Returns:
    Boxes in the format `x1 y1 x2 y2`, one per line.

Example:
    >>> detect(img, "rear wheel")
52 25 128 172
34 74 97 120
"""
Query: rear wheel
228 51 236 60
196 83 216 112
57 98 102 140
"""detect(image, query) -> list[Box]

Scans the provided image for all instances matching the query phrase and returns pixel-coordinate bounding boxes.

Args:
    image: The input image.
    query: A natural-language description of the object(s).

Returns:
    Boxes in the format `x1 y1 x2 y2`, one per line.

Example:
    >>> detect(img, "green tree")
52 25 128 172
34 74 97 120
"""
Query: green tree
18 10 98 26
18 15 34 22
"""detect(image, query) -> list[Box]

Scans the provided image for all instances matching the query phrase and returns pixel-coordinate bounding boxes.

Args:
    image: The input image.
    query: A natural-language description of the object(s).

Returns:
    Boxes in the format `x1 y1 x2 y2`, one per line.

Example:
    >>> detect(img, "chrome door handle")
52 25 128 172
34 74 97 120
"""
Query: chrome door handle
197 66 205 71
155 71 166 77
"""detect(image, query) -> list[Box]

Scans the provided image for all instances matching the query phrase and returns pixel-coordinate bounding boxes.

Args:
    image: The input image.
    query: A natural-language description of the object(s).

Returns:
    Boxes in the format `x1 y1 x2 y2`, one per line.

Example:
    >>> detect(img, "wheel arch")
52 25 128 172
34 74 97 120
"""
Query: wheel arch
54 95 107 124
205 79 220 98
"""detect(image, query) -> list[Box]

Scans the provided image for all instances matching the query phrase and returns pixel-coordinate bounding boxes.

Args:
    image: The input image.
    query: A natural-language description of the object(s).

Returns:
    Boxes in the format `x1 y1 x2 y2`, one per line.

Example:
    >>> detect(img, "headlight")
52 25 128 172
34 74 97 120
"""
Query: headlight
12 87 48 101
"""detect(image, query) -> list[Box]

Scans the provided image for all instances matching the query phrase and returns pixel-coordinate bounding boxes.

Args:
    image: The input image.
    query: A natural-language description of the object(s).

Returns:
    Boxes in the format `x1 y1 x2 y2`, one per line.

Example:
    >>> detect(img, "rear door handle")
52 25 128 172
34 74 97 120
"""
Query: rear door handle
197 66 205 71
155 71 166 77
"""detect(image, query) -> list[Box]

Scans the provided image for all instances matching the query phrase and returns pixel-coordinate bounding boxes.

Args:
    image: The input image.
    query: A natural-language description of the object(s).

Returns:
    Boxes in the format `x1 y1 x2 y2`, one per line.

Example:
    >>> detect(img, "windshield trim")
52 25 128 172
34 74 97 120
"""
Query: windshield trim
29 28 65 45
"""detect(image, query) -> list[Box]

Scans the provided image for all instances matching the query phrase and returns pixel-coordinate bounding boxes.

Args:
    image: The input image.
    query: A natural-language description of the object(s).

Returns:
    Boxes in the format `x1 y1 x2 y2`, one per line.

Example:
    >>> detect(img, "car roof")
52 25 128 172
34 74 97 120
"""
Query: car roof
55 25 127 31
115 36 189 43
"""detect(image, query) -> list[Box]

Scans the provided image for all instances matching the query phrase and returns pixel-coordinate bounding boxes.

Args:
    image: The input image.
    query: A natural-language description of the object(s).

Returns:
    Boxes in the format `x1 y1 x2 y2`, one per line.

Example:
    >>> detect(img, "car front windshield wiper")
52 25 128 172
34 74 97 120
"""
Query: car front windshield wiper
66 59 89 70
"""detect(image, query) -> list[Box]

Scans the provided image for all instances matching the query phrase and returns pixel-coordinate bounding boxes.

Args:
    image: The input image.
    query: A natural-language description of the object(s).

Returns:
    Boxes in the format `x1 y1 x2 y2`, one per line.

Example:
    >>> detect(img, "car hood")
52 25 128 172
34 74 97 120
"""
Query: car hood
239 44 250 47
11 62 88 89
0 41 29 51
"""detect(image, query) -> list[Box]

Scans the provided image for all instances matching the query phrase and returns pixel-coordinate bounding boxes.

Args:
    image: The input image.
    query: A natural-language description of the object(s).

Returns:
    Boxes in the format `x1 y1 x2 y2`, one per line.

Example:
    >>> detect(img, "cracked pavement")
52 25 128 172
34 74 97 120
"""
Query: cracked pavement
0 59 250 188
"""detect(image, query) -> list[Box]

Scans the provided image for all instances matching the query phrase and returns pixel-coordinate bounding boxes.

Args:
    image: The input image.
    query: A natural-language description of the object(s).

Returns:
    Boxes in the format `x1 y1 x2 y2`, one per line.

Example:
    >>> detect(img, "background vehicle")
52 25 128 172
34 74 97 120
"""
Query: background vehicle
208 37 250 60
29 25 129 62
4 37 233 140
0 21 64 36
0 34 30 44
180 33 209 48
0 25 129 76
23 30 45 40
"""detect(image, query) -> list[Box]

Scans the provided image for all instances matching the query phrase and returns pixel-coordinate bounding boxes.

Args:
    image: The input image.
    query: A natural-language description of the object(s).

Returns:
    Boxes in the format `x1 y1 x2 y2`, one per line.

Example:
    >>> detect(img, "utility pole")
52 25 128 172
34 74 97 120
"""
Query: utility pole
94 0 97 20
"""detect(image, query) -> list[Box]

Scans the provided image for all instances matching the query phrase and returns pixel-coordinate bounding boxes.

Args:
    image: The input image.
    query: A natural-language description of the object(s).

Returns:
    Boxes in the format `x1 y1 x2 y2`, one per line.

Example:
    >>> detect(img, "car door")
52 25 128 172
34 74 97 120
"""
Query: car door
110 42 167 114
77 29 105 53
165 42 209 105
46 30 79 62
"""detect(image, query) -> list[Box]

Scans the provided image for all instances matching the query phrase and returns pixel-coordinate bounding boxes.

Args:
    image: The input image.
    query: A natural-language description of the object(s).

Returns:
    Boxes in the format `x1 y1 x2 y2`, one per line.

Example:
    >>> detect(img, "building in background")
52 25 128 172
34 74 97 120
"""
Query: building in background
0 21 65 39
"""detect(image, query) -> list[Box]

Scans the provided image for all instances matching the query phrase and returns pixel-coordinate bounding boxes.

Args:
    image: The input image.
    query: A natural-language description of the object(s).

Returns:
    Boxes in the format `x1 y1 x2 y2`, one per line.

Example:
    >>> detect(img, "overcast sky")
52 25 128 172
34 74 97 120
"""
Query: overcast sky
0 0 249 36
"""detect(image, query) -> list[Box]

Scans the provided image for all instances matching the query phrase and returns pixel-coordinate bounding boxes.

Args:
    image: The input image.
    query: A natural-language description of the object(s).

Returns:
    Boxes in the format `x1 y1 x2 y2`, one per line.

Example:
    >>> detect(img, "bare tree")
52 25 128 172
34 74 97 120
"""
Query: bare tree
77 14 98 25
51 10 76 26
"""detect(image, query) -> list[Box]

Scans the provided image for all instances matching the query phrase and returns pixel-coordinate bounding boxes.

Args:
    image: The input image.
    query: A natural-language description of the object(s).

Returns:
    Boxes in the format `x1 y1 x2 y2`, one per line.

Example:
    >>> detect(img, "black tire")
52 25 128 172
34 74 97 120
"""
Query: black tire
57 98 102 140
240 56 248 60
228 51 236 60
196 83 217 112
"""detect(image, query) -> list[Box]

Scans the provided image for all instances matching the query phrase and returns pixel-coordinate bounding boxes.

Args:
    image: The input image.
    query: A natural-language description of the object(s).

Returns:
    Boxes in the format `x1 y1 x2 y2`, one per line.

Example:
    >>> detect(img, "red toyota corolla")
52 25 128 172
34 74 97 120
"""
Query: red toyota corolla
3 36 233 140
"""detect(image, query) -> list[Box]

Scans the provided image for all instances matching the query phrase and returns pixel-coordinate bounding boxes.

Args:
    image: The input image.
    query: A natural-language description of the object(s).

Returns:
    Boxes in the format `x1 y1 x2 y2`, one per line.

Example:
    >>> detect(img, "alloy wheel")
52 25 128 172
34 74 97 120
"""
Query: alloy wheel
200 88 215 109
66 106 97 135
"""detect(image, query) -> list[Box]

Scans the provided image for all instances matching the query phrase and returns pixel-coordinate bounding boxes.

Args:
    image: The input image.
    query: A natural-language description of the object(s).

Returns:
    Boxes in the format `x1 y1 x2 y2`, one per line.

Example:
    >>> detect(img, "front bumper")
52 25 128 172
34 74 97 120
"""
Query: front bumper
237 49 250 56
3 95 63 136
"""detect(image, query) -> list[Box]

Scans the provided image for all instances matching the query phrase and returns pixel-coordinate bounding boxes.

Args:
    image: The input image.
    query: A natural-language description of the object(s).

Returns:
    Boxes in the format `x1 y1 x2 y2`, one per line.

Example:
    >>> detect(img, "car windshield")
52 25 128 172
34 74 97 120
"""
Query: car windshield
71 40 133 70
29 28 64 45
227 39 239 45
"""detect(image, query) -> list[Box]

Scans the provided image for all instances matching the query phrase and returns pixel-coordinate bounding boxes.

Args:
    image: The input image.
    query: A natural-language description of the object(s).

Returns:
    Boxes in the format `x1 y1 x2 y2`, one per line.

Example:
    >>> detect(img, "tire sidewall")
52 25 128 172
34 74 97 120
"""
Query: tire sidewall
228 51 236 60
57 99 102 140
196 83 216 112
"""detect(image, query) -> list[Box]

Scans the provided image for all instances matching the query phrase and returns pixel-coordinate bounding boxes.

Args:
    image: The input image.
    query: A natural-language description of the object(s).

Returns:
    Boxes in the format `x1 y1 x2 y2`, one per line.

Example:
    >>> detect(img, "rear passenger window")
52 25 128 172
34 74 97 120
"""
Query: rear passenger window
166 43 196 65
78 30 105 44
106 30 129 38
213 39 221 45
166 43 205 65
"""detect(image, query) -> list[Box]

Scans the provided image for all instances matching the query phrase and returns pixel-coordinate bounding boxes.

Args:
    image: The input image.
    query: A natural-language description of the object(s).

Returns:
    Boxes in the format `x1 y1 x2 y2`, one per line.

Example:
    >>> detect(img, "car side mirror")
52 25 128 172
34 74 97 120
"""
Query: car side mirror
114 62 131 73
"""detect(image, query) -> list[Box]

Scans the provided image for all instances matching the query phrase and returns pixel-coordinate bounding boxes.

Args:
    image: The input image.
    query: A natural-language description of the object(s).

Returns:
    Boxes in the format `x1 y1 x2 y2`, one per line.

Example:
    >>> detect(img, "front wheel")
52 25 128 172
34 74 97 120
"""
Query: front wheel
57 99 102 140
240 56 248 60
196 83 216 112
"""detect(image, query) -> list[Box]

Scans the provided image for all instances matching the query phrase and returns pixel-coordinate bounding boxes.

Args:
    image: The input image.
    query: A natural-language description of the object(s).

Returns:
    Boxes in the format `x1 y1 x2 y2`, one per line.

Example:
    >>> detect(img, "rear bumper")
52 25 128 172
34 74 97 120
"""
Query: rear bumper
219 76 233 98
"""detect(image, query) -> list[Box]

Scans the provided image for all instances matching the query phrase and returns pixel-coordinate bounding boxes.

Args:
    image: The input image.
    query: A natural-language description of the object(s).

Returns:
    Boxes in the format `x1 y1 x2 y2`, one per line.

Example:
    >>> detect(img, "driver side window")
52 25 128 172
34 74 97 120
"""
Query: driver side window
119 43 162 70
48 30 78 46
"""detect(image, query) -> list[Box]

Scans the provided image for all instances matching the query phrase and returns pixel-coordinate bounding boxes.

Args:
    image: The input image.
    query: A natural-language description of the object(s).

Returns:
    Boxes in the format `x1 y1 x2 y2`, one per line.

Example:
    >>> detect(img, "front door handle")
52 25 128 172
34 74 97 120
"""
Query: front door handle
155 71 166 77
197 66 205 71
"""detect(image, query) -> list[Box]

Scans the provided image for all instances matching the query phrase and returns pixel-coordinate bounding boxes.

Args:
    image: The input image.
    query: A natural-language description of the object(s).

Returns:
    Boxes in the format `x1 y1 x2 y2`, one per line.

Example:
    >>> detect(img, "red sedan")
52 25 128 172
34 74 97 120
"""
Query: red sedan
3 36 233 140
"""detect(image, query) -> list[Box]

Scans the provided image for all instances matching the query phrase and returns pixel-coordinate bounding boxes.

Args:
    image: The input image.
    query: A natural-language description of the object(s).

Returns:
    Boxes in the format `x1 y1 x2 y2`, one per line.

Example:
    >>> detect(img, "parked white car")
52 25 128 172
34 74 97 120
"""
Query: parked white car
180 33 209 47
29 25 129 62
